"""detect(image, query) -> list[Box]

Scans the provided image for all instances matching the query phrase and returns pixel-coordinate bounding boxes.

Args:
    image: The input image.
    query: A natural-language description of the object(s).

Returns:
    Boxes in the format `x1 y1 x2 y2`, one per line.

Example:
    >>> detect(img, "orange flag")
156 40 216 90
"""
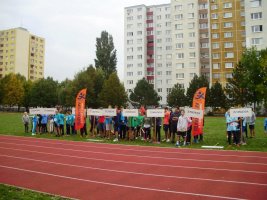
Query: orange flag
192 87 207 136
75 89 87 130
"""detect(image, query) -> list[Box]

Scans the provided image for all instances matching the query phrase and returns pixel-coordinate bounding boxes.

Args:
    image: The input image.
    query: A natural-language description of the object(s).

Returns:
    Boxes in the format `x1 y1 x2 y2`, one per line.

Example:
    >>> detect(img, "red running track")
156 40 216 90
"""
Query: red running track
0 135 267 200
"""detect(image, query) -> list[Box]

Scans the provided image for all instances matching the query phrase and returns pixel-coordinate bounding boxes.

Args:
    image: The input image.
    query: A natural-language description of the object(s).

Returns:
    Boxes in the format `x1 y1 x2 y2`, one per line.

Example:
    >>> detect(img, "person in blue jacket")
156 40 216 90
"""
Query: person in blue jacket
32 115 38 135
264 118 267 134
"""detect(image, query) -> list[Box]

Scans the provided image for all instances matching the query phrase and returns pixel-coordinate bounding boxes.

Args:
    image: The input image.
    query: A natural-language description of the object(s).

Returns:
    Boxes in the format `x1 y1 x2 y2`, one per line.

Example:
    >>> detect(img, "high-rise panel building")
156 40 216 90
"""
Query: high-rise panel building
209 0 245 86
244 0 267 50
0 27 45 80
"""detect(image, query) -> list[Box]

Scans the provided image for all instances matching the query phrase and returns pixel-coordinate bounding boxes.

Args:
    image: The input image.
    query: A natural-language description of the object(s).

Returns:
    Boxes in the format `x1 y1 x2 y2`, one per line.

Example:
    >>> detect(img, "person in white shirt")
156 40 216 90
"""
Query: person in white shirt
176 109 192 147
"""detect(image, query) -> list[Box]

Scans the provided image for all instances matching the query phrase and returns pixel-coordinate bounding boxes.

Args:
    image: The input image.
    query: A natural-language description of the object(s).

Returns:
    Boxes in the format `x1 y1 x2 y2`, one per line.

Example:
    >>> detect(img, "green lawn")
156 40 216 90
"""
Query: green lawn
0 112 267 151
0 184 69 200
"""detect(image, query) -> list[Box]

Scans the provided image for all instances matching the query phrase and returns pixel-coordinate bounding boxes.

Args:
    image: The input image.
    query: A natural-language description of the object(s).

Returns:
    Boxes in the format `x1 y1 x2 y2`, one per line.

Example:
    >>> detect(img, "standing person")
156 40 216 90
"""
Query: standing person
105 116 112 139
226 110 234 146
54 110 60 137
58 110 65 136
163 107 171 142
48 115 54 133
113 107 120 142
66 111 71 135
170 107 180 143
98 114 105 138
264 117 267 134
70 112 75 135
119 107 127 140
241 117 247 145
176 109 192 147
37 114 42 134
22 112 30 133
248 108 256 138
155 116 162 144
41 114 48 133
186 117 192 145
143 113 152 142
231 117 241 146
31 114 38 136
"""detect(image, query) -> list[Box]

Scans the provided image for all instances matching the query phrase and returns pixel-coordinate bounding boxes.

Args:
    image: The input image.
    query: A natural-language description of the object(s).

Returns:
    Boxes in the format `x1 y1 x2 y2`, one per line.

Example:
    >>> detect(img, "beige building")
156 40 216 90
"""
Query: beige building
0 27 45 80
209 0 246 86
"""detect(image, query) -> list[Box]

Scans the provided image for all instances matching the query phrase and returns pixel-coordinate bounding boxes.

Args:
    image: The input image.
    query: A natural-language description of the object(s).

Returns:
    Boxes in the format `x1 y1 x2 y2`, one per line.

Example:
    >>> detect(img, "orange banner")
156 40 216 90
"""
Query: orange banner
75 89 87 130
192 87 207 136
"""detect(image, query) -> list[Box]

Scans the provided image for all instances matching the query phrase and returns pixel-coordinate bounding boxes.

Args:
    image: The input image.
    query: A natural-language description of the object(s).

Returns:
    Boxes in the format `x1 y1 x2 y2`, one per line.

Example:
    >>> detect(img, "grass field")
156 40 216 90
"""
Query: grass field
0 112 267 152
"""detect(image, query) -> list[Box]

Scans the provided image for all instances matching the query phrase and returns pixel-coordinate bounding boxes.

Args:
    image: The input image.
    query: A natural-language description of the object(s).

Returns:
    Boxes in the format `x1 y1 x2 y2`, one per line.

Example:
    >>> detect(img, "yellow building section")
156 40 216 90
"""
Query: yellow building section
0 27 45 80
209 0 245 87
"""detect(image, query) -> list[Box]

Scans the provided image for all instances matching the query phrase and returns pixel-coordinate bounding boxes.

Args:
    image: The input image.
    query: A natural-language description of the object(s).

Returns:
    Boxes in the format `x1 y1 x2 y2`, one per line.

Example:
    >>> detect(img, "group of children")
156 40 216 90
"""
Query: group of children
22 106 201 147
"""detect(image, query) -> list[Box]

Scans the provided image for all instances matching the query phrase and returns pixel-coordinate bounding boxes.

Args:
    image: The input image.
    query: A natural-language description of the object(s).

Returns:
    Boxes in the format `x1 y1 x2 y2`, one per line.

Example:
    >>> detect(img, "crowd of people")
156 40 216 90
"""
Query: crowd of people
22 106 204 147
21 106 266 147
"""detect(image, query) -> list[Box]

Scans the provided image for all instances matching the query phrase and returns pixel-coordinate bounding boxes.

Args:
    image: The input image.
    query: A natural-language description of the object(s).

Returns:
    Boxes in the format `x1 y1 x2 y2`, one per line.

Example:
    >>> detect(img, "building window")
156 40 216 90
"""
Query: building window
224 32 233 38
157 63 162 68
176 33 183 39
251 12 262 20
223 2 232 8
127 56 133 60
199 13 208 19
127 80 133 84
250 0 262 7
138 63 142 67
127 72 133 76
212 53 220 59
175 24 183 30
157 88 162 93
225 73 233 79
167 88 172 94
225 62 234 68
188 13 194 19
175 14 183 20
225 52 234 58
166 71 172 76
176 63 184 69
201 43 209 48
212 23 219 29
251 25 263 32
189 62 196 68
211 4 218 10
213 63 220 69
213 73 220 79
211 13 218 19
223 12 232 18
166 79 172 84
157 71 162 76
190 73 196 78
189 32 195 37
176 53 184 59
199 3 208 10
175 5 182 11
224 22 233 28
166 54 172 59
224 42 234 48
251 38 263 45
127 32 133 36
157 55 162 60
165 30 171 35
137 71 142 76
137 55 142 59
200 23 208 29
176 73 184 79
127 40 133 44
157 80 162 85
127 64 133 68
189 52 196 58
189 42 195 48
212 33 219 39
188 22 195 29
166 63 172 68
212 43 219 49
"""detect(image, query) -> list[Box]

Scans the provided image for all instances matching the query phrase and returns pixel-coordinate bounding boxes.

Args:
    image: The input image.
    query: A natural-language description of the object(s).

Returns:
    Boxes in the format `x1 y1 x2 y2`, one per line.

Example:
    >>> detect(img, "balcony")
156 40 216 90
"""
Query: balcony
146 75 154 80
146 27 153 31
147 35 154 41
147 59 154 64
147 50 154 55
147 67 154 72
147 11 153 16
147 42 154 47
146 19 153 23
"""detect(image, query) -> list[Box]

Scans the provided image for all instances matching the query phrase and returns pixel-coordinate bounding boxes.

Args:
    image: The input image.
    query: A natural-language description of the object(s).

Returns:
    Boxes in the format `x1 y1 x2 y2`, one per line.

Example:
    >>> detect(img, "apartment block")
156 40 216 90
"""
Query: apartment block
0 27 45 80
209 0 245 86
245 0 267 50
124 4 172 104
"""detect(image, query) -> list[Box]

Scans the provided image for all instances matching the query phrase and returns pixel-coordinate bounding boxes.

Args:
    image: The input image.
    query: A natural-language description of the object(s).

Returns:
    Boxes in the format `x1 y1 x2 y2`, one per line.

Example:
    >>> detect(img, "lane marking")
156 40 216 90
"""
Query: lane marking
2 136 267 159
0 165 248 200
0 146 266 174
0 141 267 166
1 154 266 187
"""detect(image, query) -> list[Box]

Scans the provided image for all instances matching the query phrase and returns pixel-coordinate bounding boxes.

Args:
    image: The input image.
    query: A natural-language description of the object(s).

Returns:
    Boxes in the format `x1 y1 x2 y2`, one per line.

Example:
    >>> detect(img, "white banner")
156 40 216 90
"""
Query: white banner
102 109 117 116
184 107 203 119
29 108 57 115
146 109 164 117
122 109 138 117
87 109 103 116
230 108 252 118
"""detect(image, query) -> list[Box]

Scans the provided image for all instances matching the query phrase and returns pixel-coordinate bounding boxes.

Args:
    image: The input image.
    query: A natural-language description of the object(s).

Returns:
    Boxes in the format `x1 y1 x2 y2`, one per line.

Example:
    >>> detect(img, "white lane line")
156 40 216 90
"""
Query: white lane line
2 136 267 159
0 141 266 166
0 146 266 174
1 154 266 187
0 165 248 200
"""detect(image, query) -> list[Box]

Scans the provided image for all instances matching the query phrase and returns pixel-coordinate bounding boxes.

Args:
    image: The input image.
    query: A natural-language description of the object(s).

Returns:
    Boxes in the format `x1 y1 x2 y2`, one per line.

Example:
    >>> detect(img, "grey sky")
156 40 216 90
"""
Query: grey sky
0 0 168 82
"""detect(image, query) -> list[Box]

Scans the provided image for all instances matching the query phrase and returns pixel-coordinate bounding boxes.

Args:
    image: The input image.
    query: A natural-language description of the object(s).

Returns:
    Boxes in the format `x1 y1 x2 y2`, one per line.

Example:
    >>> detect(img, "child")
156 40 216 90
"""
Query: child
264 118 267 134
176 109 192 147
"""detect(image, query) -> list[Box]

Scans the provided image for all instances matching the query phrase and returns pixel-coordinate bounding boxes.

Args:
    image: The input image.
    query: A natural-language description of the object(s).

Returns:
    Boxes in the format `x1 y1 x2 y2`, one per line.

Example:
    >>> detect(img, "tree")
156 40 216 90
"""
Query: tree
30 77 58 107
1 74 25 107
98 73 127 107
129 78 160 107
209 81 228 110
186 75 210 106
167 83 187 107
57 78 74 107
22 80 33 111
94 31 117 79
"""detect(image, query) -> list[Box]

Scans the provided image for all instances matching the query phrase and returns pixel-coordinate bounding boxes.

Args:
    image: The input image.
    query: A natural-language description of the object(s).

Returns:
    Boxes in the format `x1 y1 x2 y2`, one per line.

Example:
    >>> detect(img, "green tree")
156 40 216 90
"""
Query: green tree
98 73 127 107
30 77 58 107
186 75 210 106
94 31 117 79
129 78 160 107
209 81 228 110
1 73 25 107
57 78 74 107
22 80 33 111
167 83 187 107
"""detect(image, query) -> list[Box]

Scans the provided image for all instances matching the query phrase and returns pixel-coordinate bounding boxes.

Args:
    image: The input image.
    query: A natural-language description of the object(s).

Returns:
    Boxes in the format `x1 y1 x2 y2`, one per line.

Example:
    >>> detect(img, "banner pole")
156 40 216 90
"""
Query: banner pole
93 116 95 137
154 117 156 142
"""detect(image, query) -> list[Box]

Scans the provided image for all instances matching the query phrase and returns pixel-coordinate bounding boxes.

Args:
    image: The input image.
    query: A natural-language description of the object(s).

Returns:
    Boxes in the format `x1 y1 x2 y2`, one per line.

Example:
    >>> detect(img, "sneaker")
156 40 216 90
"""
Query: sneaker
183 142 186 146
141 137 145 141
242 143 247 145
161 139 166 142
166 139 170 142
31 133 36 136
113 138 118 142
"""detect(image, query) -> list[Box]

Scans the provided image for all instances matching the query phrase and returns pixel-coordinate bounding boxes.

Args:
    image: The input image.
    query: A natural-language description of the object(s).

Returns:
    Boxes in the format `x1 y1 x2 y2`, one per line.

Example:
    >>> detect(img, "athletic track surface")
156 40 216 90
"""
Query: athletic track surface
0 135 267 200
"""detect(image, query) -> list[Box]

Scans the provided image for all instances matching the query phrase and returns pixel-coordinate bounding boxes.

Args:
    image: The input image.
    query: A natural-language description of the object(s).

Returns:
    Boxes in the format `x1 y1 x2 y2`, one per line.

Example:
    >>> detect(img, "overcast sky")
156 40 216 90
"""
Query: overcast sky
0 0 168 82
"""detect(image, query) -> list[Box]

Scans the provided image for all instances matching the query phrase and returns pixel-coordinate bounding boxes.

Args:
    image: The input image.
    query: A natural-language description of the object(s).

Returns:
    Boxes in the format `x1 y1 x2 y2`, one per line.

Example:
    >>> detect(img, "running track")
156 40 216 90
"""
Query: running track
0 135 267 200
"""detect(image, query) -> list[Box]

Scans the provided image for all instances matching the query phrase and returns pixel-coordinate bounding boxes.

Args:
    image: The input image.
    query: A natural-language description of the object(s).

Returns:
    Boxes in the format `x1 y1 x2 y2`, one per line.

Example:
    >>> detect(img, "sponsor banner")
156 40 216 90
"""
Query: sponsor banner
87 109 103 116
185 107 203 119
29 108 57 115
122 109 139 117
147 109 164 117
75 88 87 130
102 109 116 116
192 87 207 136
230 108 252 118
